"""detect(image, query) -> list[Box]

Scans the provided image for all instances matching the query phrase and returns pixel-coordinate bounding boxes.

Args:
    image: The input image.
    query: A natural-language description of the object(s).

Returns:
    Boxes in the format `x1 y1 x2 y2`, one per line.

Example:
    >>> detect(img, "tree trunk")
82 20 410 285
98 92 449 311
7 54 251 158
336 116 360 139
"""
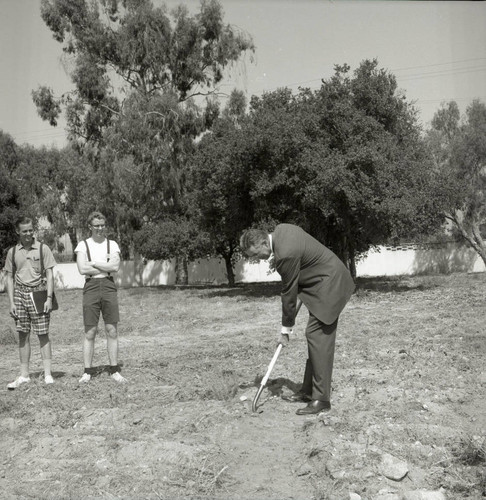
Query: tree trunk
465 227 486 266
470 220 486 264
175 255 188 285
348 253 357 281
475 244 486 267
343 236 356 281
461 230 486 266
224 254 235 287
68 227 78 261
447 211 486 268
133 251 144 287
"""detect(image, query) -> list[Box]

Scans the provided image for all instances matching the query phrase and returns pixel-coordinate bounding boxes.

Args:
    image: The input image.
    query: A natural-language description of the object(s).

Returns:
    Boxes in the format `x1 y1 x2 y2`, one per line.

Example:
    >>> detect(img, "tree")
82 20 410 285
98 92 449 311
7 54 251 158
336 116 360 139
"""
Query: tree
11 143 96 257
100 89 218 262
0 131 21 264
307 61 443 273
427 99 486 265
0 131 96 260
236 60 441 277
34 0 254 281
188 90 253 285
134 215 212 275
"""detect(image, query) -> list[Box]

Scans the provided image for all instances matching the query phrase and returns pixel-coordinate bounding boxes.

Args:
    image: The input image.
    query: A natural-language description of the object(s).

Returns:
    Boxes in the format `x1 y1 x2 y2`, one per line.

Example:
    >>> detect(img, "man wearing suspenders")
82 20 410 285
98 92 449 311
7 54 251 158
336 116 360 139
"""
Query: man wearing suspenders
4 216 57 389
74 211 127 383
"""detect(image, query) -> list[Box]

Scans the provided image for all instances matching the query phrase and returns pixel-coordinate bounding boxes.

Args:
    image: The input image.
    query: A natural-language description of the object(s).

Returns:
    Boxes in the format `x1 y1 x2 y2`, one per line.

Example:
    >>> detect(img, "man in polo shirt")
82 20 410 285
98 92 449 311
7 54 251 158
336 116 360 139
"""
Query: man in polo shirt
74 211 127 383
4 216 57 389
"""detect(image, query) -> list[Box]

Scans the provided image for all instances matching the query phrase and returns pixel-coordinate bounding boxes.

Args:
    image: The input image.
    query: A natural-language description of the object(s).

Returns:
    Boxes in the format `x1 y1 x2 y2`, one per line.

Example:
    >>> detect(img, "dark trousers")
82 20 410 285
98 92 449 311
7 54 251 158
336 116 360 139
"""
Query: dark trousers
301 313 338 402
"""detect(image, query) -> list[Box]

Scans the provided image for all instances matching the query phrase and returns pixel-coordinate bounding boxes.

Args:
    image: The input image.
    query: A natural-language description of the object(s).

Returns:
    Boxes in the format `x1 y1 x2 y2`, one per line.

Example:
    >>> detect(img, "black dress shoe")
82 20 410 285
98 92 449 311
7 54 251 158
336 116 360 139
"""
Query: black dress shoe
296 400 331 415
286 392 312 403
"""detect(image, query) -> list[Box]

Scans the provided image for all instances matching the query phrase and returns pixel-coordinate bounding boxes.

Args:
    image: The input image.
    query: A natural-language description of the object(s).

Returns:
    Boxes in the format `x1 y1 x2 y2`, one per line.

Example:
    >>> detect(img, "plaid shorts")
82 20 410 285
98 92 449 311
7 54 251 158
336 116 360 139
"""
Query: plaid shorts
14 283 50 336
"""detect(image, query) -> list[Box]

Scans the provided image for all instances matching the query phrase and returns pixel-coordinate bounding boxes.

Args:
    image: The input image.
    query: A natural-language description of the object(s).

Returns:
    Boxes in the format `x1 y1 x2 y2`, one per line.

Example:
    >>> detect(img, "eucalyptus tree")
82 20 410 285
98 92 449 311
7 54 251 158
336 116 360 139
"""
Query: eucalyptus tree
188 90 253 286
33 0 253 280
427 99 486 264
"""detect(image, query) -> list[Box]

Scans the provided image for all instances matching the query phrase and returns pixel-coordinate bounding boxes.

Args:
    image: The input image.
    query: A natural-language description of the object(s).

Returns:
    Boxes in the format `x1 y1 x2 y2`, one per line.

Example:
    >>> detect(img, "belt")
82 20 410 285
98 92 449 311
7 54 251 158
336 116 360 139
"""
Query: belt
15 282 46 292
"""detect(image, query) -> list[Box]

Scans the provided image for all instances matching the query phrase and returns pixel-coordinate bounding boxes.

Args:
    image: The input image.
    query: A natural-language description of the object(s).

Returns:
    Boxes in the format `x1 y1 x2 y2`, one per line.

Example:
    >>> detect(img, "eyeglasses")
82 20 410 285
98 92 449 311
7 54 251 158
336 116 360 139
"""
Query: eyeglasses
90 224 106 229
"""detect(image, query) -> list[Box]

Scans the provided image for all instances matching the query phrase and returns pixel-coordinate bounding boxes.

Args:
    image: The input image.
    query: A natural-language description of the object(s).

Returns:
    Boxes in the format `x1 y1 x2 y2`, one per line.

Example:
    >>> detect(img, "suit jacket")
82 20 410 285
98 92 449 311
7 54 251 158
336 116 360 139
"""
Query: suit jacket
272 224 355 326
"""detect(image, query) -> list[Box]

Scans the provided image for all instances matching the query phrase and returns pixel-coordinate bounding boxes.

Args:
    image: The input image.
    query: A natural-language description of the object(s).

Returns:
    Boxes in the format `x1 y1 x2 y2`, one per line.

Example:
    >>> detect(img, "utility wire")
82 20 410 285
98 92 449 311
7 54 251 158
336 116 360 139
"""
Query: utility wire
5 57 486 143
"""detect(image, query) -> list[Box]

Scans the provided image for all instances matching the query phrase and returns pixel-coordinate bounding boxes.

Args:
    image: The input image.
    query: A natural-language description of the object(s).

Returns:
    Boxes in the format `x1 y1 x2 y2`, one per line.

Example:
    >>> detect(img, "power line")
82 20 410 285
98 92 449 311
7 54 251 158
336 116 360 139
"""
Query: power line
256 63 486 93
5 126 65 136
391 57 486 73
12 131 66 139
416 96 486 104
255 56 486 90
5 57 486 143
398 66 486 82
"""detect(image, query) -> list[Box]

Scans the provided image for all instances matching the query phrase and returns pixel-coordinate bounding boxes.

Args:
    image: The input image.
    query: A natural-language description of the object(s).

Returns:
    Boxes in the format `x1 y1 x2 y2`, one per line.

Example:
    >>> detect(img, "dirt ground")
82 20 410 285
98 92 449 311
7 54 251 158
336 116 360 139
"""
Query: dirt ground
0 273 485 499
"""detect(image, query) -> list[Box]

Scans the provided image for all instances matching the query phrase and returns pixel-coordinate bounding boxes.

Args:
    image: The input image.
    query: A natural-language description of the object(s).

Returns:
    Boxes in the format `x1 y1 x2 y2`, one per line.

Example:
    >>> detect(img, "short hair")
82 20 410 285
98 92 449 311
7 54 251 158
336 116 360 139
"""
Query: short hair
87 211 106 225
16 216 34 229
239 229 269 252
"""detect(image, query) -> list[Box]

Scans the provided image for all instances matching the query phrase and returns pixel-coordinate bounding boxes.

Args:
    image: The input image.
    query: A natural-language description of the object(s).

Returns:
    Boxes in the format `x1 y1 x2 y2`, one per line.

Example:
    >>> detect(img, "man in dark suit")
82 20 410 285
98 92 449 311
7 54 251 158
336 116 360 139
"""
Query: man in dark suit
240 224 355 415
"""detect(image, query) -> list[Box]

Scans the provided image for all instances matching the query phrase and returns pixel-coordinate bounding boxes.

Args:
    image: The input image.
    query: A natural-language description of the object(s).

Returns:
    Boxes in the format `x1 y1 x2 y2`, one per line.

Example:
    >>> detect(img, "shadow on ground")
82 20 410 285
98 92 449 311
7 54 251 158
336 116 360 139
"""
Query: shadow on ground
199 277 438 297
355 276 440 293
265 377 301 396
123 276 441 298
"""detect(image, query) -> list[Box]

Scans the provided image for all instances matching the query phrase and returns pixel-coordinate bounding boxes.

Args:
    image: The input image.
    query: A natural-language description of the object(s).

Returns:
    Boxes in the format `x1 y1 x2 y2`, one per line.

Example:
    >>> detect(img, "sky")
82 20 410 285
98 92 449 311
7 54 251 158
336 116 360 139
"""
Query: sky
1 0 485 148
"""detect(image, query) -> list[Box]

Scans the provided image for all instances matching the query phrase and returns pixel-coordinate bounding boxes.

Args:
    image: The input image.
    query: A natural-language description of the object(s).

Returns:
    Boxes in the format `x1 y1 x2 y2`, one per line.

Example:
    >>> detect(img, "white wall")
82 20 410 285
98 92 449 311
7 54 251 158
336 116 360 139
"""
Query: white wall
356 242 485 277
0 242 484 291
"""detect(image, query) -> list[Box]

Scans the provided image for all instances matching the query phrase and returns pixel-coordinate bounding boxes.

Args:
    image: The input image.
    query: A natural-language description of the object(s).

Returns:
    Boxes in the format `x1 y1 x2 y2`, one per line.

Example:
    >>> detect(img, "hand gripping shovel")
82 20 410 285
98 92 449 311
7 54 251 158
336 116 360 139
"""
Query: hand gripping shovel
252 299 303 412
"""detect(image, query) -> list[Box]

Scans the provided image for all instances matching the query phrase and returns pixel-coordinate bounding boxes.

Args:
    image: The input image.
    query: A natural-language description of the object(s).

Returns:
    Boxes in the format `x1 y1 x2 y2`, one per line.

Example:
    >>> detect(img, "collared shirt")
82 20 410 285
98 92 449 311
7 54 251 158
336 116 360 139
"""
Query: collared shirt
4 240 57 287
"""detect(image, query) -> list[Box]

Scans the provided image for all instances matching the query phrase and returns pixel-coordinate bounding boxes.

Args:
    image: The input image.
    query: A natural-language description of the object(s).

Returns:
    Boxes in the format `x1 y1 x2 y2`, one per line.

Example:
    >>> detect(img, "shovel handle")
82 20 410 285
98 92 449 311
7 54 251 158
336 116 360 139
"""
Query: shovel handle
260 343 283 386
251 299 303 412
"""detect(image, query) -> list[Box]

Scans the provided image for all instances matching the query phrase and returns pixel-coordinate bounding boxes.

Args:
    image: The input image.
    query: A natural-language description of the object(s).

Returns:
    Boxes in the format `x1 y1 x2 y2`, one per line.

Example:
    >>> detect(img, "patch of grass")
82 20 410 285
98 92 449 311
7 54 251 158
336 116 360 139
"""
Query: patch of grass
451 435 486 466
200 369 241 401
188 451 230 497
0 324 17 344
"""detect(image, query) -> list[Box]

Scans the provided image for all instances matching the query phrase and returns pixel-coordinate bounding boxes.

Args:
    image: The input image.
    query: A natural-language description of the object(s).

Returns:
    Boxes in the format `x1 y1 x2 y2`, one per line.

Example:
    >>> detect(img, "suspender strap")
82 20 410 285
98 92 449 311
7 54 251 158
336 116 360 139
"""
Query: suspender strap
84 240 92 282
40 242 45 277
11 245 16 278
107 239 111 277
84 240 92 261
84 239 111 278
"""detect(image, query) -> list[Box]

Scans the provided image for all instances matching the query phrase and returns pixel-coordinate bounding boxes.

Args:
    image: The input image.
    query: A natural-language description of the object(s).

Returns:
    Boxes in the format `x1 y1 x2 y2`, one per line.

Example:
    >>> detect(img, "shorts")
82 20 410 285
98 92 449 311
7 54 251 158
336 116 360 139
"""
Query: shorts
14 283 50 336
82 277 119 327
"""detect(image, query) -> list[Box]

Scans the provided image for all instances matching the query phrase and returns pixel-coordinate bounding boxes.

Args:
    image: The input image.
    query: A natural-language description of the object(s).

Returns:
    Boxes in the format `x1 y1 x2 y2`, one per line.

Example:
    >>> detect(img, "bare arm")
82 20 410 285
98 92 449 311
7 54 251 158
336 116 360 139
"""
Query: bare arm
44 268 55 313
92 252 121 273
76 251 100 276
6 272 17 319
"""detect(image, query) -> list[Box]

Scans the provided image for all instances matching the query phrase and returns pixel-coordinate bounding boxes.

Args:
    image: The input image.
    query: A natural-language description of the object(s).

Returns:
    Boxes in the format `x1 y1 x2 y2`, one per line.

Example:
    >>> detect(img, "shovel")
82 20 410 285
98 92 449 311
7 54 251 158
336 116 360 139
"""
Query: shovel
252 299 303 412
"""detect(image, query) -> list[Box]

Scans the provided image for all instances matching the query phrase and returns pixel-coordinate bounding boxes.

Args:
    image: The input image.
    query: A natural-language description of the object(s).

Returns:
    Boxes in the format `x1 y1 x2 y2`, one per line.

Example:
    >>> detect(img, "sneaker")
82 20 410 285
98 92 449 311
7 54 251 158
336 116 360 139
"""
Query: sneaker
7 376 31 390
45 375 54 385
79 373 91 383
111 372 127 383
